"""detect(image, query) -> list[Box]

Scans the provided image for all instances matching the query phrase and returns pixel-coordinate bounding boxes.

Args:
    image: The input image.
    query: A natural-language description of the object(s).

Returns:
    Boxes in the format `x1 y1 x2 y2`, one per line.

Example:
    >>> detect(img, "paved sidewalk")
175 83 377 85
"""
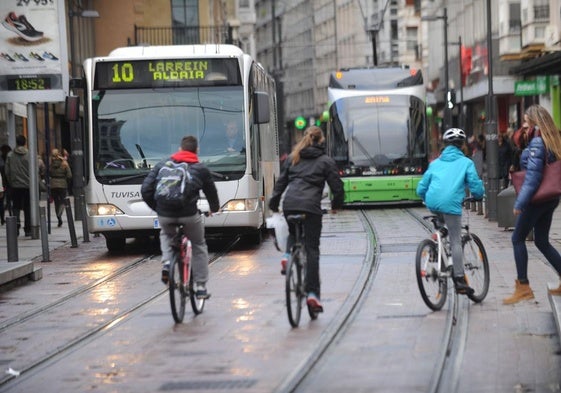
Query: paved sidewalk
0 197 86 285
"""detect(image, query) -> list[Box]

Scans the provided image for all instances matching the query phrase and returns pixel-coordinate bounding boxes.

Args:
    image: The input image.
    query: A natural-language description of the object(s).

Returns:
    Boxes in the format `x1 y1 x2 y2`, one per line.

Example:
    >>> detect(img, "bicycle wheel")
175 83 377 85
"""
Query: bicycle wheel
286 247 303 327
169 255 186 323
415 239 448 311
463 233 490 303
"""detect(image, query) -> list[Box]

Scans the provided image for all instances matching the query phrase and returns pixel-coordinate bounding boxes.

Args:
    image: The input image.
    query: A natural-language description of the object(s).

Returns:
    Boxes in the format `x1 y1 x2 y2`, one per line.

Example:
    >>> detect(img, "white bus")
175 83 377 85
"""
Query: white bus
78 45 279 251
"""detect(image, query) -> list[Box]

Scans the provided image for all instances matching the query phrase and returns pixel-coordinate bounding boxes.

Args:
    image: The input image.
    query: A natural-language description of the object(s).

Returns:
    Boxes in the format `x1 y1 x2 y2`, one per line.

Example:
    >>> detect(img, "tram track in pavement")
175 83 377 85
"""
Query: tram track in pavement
281 207 469 392
274 209 379 392
406 208 469 393
0 235 241 389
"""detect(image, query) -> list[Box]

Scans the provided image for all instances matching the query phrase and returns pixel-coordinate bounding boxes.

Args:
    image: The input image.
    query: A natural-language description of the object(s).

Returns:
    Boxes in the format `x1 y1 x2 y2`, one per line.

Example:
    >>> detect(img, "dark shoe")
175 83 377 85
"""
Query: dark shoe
57 217 63 227
453 276 474 295
161 261 170 285
306 293 324 313
194 283 211 299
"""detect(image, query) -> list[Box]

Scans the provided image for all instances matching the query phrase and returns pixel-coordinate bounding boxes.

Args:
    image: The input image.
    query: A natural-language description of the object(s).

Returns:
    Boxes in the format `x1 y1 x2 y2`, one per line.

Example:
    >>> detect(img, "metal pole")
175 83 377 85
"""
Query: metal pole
458 35 464 129
485 0 499 221
6 216 18 262
443 8 451 131
27 103 40 239
40 206 50 262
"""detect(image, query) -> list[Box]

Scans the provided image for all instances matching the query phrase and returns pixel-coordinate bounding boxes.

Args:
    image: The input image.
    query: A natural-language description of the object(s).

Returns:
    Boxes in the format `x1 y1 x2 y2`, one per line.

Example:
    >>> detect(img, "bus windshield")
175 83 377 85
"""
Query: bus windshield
92 85 245 183
329 95 426 168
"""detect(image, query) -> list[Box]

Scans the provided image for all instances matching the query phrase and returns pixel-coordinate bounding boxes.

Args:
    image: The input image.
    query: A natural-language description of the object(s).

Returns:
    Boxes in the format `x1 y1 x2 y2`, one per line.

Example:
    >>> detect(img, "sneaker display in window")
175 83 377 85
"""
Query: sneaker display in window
2 12 44 42
42 51 58 60
29 51 44 61
1 52 15 62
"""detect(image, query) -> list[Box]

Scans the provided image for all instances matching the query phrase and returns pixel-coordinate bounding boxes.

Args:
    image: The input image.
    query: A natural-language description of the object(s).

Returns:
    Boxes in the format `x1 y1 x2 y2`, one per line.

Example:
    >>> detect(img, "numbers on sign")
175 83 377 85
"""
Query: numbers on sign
111 63 134 83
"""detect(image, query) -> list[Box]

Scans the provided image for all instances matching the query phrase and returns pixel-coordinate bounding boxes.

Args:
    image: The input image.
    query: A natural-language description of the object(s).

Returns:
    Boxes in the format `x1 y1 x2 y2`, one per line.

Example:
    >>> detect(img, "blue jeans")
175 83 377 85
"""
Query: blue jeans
511 198 561 281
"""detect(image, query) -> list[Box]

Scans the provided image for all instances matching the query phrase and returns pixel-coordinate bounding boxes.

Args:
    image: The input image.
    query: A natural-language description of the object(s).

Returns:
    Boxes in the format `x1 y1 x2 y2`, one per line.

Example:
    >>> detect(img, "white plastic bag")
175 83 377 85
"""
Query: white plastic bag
266 212 289 253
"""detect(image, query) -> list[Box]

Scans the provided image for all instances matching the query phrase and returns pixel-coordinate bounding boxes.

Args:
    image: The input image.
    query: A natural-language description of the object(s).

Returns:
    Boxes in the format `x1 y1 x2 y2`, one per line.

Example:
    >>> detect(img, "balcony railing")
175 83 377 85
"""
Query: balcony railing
134 25 238 46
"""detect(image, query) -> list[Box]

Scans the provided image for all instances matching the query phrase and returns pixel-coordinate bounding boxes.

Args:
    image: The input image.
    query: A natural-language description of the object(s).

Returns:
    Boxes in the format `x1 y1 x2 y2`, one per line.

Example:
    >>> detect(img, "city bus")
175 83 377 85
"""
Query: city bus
326 66 428 205
79 45 279 251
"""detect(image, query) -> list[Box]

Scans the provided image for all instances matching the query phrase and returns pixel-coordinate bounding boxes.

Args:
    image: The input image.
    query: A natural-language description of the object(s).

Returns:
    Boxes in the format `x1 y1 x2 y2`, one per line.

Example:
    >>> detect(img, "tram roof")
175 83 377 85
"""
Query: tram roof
329 67 423 90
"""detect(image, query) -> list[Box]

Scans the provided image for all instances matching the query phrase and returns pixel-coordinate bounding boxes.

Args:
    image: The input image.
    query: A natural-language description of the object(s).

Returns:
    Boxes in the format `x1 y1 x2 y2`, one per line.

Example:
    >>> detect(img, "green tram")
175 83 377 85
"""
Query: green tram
326 67 429 205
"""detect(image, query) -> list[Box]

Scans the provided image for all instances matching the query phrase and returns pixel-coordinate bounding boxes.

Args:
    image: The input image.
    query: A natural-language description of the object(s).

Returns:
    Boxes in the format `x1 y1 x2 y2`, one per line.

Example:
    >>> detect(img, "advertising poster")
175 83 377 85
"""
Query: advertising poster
0 0 69 103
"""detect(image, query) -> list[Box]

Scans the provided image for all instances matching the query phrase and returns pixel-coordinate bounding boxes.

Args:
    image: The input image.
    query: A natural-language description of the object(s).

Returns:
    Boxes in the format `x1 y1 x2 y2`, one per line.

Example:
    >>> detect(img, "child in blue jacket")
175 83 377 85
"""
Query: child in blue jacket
416 128 485 294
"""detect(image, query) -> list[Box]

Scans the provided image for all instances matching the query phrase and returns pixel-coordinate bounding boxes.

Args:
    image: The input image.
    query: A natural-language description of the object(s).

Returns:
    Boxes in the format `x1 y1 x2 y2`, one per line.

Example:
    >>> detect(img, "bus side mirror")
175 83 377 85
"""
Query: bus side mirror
253 91 270 124
65 95 80 122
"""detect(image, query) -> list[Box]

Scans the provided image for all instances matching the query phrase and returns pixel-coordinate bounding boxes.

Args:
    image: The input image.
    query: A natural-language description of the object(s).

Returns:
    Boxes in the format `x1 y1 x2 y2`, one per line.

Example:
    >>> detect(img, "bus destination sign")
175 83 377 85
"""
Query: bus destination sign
94 58 241 89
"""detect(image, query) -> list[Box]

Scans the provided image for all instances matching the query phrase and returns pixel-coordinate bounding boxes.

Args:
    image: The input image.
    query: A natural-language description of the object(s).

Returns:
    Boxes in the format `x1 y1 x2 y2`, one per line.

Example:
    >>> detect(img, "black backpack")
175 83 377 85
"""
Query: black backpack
154 160 193 208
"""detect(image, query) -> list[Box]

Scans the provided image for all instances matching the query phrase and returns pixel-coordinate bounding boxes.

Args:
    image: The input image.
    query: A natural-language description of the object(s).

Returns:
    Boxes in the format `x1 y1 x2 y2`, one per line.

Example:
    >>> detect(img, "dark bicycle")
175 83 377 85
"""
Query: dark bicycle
285 214 320 327
168 223 207 323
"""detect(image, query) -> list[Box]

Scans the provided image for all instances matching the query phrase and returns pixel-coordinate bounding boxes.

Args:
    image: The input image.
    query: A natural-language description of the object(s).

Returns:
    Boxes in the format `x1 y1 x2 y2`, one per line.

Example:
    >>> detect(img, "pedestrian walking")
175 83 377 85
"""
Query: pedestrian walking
504 105 561 304
49 149 72 227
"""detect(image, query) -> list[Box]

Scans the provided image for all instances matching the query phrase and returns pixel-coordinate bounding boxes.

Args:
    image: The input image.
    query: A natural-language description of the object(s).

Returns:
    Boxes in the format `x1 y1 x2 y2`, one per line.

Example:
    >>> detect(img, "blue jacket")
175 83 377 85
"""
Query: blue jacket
515 135 556 210
416 145 485 215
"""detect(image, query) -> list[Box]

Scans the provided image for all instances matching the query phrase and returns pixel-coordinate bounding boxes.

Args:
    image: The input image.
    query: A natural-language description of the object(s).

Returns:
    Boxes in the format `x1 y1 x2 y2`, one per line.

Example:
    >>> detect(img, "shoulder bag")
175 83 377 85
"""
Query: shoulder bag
511 159 561 203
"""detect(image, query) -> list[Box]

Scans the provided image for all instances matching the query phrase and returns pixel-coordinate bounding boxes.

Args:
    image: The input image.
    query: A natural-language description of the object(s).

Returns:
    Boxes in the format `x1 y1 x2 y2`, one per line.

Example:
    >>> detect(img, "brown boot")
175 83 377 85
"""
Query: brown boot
548 279 561 296
503 280 535 304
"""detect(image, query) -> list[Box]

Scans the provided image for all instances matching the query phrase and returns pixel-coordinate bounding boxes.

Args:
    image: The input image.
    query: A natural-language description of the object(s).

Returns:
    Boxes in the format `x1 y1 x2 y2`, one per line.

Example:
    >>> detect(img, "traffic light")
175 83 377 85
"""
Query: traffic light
446 89 456 109
294 116 307 130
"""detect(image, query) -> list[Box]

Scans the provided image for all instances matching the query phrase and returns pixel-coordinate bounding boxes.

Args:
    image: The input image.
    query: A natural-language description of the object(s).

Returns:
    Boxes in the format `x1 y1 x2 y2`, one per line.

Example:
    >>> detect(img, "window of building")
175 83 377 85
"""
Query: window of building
509 2 521 33
171 0 199 27
406 27 417 51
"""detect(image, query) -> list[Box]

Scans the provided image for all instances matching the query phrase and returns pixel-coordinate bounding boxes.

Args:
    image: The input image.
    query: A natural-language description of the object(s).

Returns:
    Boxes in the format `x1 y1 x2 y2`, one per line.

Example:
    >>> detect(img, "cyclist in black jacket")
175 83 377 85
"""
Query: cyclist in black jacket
142 136 219 298
269 126 344 313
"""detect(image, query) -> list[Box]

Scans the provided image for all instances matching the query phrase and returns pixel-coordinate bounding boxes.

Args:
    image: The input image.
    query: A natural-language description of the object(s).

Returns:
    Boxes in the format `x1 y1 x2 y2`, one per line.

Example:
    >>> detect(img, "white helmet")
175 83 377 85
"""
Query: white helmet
443 128 466 143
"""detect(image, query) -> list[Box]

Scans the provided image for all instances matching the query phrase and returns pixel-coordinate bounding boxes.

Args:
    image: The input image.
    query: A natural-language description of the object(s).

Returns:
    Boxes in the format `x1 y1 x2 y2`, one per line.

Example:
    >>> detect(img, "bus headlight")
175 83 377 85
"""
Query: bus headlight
87 204 124 216
222 198 258 212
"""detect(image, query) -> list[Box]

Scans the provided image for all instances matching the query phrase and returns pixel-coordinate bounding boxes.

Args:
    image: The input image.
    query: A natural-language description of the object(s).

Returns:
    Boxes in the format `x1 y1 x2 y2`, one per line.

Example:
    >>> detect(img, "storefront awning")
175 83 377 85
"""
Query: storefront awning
511 51 561 76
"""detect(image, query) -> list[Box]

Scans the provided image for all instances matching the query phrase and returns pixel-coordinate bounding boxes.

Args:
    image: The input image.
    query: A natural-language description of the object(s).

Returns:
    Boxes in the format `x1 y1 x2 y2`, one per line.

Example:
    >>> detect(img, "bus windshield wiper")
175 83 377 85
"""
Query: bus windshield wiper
107 173 149 184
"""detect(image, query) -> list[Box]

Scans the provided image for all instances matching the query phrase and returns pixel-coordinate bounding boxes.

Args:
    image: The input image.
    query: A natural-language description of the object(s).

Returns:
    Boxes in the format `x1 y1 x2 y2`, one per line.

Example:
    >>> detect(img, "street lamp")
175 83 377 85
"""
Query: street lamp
422 8 450 131
67 5 98 221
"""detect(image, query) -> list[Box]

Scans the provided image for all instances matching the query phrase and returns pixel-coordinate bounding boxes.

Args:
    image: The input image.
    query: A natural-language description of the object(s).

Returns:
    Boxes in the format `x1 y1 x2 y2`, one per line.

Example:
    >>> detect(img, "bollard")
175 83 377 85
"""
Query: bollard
6 216 18 262
64 198 78 248
39 207 51 262
80 194 90 243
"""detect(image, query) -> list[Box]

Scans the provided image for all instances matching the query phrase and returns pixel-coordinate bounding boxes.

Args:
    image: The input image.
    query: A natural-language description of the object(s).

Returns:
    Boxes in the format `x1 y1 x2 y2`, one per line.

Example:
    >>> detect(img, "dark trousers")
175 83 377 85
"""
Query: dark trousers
284 211 323 298
512 198 561 281
51 187 67 219
11 187 30 234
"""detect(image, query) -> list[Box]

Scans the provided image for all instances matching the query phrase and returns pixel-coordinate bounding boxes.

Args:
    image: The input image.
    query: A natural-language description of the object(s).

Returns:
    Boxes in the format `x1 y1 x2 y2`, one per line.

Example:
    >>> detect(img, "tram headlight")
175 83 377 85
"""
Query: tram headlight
222 198 258 212
87 204 124 216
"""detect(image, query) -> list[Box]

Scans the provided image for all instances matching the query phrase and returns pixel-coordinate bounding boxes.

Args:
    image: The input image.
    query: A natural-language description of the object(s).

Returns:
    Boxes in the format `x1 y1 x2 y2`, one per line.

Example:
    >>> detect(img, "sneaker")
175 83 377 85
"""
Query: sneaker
2 12 44 42
161 261 170 285
1 52 15 62
42 51 58 60
14 53 28 62
194 283 210 299
29 51 44 61
280 254 288 275
306 293 324 313
453 275 474 295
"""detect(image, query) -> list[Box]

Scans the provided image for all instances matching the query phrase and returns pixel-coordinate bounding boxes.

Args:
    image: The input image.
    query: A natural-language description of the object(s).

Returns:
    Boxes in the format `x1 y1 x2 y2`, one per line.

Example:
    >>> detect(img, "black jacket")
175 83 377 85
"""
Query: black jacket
269 144 344 215
141 150 219 217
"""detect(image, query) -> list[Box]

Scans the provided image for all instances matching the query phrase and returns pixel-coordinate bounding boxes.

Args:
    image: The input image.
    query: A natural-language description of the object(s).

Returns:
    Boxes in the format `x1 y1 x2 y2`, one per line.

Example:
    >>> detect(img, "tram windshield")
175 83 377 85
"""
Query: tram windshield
328 95 426 169
91 86 245 184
